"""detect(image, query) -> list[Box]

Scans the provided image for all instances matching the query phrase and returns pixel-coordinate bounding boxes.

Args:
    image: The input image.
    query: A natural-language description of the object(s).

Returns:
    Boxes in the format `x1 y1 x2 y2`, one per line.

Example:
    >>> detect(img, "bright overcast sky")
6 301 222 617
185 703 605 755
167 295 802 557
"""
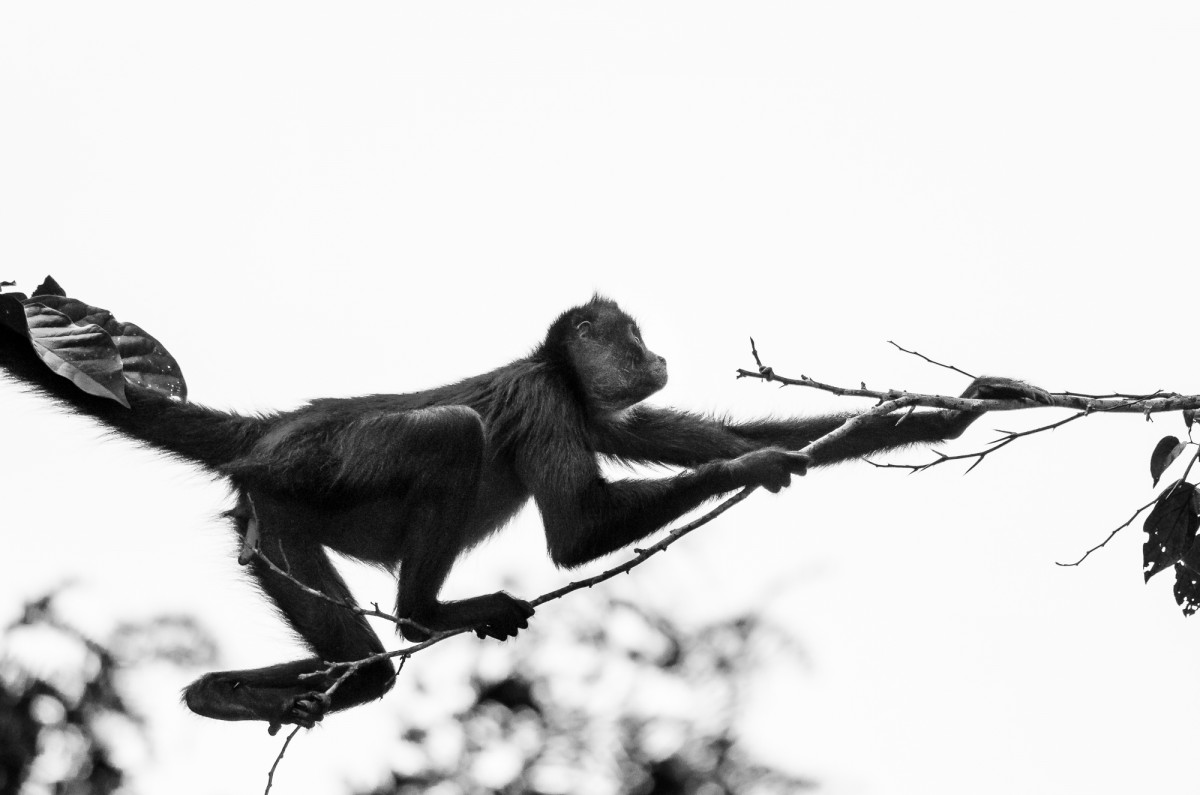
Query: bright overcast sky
2 3 1199 794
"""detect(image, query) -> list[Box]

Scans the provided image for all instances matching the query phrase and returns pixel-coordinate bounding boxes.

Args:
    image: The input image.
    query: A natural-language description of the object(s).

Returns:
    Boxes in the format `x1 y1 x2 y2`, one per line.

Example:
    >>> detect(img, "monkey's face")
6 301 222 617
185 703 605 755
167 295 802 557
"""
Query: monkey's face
569 311 668 412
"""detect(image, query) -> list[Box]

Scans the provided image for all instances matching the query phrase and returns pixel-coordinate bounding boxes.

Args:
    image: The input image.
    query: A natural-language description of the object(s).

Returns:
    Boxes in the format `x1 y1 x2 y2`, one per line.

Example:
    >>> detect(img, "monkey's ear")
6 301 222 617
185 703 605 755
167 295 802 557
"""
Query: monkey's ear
575 320 593 339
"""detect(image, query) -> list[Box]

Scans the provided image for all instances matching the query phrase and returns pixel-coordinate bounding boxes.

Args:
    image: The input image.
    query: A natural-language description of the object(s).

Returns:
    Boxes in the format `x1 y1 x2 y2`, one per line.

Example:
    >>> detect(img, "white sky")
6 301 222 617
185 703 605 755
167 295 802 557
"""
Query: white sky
2 3 1199 794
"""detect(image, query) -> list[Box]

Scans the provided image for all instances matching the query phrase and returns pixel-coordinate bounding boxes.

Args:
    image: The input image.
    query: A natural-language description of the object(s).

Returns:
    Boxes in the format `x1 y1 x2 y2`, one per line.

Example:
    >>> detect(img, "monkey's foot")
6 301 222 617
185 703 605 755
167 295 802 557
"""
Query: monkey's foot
401 591 536 642
473 593 536 641
966 376 1054 405
184 669 334 730
269 691 331 734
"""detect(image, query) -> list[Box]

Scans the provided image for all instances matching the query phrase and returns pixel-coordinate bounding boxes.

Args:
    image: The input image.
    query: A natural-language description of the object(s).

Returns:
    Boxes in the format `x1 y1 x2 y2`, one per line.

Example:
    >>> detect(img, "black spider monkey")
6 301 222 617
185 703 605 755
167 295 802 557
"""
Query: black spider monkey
0 294 1050 730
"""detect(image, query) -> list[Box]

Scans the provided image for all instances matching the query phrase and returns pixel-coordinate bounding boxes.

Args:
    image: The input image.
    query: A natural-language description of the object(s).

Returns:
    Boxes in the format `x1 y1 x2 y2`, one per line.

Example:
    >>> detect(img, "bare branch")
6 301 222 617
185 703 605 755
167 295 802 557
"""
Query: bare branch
263 726 301 795
872 396 1160 474
738 366 1197 415
1056 498 1159 567
887 340 977 379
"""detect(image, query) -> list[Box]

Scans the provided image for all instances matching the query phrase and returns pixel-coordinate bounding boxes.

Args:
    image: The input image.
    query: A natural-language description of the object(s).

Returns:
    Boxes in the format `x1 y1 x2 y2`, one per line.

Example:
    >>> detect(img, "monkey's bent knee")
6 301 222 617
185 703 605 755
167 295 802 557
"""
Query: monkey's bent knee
355 659 398 700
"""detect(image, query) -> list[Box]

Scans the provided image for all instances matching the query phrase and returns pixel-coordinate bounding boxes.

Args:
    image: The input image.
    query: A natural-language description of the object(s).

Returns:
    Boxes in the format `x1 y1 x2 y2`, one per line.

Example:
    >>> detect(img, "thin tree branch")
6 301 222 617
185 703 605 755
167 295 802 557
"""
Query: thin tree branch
1056 498 1159 567
887 340 977 379
263 726 301 795
738 365 1199 415
871 394 1164 474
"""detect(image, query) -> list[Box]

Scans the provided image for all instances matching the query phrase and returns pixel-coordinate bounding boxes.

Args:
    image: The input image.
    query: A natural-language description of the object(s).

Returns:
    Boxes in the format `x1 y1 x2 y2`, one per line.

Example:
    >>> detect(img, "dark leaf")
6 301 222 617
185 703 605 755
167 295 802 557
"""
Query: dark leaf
32 275 66 297
1151 436 1186 487
30 294 187 401
1185 409 1198 429
1175 552 1200 617
1143 481 1200 582
23 303 130 406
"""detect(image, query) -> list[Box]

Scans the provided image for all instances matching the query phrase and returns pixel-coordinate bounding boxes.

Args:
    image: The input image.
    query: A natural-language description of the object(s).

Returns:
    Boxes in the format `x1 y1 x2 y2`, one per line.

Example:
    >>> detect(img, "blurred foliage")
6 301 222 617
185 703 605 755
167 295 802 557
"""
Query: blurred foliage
0 587 216 795
1 589 812 794
356 597 815 794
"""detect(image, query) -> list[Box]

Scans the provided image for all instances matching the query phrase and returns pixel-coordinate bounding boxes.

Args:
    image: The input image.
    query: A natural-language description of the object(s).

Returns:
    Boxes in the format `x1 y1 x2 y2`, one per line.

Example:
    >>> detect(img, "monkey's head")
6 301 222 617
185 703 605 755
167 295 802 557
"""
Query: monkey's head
546 296 668 413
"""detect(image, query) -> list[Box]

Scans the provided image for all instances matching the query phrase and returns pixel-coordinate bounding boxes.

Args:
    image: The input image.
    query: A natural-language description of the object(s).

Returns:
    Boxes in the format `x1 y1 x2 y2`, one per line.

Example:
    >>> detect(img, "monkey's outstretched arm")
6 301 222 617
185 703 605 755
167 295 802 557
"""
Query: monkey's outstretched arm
593 406 959 467
593 376 1051 469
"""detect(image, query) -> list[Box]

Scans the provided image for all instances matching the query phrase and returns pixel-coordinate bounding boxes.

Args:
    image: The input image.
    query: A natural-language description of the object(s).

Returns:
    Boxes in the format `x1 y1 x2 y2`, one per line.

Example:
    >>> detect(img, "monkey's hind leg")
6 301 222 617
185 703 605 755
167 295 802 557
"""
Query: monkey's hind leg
183 500 395 729
387 408 535 642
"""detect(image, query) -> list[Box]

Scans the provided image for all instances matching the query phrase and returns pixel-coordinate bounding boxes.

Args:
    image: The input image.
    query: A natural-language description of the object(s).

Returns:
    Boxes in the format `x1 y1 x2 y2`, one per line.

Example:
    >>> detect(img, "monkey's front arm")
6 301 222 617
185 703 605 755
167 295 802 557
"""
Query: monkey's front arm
592 375 1051 469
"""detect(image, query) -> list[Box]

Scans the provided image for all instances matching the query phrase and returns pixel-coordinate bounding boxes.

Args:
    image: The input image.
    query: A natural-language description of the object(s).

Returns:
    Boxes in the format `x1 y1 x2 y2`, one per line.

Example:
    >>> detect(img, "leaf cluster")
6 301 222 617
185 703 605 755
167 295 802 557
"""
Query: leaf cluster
1144 427 1200 615
0 275 186 406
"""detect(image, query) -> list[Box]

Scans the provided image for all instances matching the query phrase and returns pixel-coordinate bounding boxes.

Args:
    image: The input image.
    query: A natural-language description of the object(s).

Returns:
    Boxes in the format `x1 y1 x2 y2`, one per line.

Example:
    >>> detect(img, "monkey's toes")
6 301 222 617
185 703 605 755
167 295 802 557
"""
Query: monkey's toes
288 692 330 728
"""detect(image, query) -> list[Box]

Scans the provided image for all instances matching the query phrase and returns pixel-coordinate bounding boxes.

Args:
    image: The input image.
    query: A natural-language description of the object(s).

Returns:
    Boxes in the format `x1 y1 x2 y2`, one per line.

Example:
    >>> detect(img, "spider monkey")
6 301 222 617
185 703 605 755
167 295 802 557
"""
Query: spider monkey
0 294 1050 730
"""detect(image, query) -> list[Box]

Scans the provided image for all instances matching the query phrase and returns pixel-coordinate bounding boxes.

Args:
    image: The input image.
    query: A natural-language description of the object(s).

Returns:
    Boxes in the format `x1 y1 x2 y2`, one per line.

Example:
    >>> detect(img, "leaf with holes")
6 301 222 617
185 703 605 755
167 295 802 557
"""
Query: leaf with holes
1150 436 1187 487
1143 481 1200 583
1174 547 1200 617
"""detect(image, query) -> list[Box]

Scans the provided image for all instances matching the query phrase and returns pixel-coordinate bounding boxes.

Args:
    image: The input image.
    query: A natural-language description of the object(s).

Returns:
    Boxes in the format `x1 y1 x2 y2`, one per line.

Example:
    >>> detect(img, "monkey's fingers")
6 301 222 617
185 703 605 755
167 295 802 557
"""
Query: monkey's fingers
1026 384 1055 405
287 691 330 729
785 452 810 475
476 622 522 641
477 601 535 641
968 377 1054 405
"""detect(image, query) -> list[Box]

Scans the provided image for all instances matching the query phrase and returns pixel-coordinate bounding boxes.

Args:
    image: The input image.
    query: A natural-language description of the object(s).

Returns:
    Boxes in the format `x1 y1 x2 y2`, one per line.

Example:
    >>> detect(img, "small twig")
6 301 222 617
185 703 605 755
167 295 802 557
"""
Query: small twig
263 726 301 795
1056 498 1160 567
887 341 977 379
748 337 775 381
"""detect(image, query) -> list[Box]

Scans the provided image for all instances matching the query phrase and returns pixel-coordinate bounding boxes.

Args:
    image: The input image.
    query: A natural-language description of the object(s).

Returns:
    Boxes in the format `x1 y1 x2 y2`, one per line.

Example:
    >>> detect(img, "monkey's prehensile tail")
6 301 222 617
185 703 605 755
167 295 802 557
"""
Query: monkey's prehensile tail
0 327 265 470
